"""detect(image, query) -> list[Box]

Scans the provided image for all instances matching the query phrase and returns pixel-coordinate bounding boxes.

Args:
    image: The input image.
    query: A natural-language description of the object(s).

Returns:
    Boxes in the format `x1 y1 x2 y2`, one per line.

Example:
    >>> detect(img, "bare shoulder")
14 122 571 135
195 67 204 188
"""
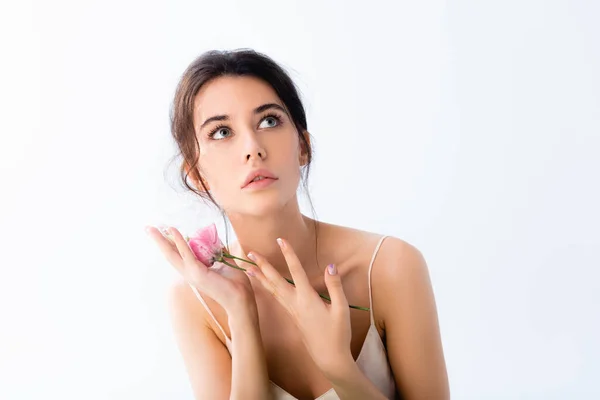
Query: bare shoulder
167 278 229 343
317 221 384 257
167 279 212 329
168 278 196 310
369 235 432 309
368 235 440 341
327 222 432 314
329 219 428 281
322 221 422 268
377 235 428 278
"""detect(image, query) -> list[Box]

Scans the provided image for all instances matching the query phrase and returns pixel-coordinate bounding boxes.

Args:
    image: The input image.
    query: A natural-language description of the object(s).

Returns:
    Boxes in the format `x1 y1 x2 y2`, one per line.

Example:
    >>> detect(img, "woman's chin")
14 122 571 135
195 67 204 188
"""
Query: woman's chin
233 199 287 218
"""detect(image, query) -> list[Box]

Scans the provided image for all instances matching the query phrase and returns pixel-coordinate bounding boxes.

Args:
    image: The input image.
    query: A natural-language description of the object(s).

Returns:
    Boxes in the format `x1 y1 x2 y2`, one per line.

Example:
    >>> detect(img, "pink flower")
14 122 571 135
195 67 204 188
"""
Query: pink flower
186 223 225 266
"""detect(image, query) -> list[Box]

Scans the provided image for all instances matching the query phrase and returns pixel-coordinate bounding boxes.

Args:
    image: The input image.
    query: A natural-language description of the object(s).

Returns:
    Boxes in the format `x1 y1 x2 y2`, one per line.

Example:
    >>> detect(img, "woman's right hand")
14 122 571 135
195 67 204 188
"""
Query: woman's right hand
146 225 255 314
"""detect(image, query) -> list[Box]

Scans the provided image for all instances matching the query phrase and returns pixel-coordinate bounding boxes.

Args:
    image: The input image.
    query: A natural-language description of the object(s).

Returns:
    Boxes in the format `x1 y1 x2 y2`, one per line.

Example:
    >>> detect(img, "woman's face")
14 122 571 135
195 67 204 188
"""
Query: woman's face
193 75 307 217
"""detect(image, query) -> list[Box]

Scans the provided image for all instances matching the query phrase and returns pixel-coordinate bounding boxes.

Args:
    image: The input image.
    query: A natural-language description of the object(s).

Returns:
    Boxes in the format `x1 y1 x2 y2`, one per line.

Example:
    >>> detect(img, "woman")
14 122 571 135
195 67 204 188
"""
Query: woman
146 49 449 399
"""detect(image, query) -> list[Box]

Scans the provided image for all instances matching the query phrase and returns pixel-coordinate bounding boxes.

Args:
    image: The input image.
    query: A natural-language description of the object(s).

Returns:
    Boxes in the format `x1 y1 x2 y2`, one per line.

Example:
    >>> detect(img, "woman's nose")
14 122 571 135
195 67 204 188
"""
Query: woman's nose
242 131 267 162
246 150 265 161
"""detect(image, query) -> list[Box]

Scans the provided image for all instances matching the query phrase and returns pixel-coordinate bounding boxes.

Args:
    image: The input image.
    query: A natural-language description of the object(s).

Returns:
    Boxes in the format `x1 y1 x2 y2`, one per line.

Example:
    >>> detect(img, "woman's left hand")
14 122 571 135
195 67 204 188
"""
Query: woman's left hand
245 238 353 376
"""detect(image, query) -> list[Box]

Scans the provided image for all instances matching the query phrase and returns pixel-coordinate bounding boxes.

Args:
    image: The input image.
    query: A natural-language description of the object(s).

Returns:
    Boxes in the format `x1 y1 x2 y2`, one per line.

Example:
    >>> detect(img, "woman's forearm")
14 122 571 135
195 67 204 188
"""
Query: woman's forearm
227 305 272 400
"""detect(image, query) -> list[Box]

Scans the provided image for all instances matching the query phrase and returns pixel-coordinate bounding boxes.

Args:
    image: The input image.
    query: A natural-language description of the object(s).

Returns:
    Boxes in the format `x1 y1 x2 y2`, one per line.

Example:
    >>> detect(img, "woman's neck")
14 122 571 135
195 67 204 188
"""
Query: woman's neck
227 201 321 279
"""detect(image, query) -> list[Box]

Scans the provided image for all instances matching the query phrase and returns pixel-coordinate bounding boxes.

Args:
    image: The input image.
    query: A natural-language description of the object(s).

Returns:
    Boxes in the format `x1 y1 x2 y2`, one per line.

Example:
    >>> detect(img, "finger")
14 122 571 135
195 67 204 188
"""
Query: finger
245 265 285 304
162 226 212 286
247 251 293 300
323 264 349 314
146 226 184 271
168 227 197 263
276 238 312 293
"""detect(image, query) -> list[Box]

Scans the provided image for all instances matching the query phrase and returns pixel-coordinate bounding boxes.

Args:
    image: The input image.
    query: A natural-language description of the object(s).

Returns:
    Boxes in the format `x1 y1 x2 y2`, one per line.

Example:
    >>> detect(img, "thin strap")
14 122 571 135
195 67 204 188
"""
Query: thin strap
368 235 388 325
188 284 231 342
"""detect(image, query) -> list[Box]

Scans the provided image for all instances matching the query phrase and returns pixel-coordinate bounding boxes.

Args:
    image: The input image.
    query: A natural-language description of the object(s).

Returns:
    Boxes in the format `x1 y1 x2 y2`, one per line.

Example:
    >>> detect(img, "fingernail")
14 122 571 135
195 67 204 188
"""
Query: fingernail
276 238 284 248
247 252 256 261
328 263 337 275
246 268 256 277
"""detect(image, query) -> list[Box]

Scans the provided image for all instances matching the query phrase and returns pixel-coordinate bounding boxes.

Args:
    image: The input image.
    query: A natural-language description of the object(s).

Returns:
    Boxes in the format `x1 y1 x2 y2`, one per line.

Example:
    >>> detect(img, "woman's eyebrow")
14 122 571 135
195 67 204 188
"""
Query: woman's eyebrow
199 103 287 129
253 103 286 115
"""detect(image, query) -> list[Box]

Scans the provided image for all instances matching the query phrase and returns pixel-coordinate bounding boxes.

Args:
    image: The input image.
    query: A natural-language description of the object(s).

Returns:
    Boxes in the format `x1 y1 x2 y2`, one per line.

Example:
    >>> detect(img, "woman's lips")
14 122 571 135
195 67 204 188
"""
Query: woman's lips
242 177 277 190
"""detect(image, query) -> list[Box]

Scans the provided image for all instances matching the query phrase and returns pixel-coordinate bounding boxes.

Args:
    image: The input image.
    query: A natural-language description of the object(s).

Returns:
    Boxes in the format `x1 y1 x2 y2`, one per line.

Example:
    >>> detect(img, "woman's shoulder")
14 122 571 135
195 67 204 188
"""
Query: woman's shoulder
343 224 426 280
168 278 231 345
327 222 428 290
329 224 432 326
322 221 421 263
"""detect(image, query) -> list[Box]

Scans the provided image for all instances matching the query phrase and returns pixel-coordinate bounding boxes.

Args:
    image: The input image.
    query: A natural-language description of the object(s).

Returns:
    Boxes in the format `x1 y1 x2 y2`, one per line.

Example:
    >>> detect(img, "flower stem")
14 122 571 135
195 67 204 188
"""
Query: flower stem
219 259 247 271
223 253 257 265
220 251 369 311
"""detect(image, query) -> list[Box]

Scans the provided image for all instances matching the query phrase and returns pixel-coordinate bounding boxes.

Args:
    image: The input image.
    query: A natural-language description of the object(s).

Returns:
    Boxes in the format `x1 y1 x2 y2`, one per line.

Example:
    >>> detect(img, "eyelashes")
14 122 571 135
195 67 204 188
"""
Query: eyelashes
259 113 283 129
207 123 229 140
206 112 284 140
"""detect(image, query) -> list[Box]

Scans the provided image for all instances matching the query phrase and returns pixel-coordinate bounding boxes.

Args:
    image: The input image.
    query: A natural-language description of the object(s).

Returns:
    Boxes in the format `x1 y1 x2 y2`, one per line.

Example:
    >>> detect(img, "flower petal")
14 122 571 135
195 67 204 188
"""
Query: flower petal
187 223 225 266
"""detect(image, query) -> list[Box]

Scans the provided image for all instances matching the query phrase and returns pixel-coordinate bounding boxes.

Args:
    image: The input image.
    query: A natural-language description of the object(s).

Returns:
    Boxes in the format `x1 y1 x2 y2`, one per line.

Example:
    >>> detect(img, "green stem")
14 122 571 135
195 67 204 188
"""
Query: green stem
223 253 257 265
220 251 370 311
219 259 247 271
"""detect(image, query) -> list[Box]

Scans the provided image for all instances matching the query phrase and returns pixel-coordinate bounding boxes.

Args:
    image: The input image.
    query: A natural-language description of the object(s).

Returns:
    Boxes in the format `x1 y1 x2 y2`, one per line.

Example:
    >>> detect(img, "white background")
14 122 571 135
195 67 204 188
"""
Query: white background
1 0 598 399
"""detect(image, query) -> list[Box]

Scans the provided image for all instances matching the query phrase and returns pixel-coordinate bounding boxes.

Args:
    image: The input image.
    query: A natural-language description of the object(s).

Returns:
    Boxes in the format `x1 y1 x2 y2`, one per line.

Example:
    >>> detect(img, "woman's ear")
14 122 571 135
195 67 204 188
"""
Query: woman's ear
299 130 311 166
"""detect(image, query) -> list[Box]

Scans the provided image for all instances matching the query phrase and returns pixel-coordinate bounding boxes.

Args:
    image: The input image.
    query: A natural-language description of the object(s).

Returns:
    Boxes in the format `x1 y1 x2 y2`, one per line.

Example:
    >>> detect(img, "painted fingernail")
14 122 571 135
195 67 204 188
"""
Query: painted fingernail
276 238 284 248
246 268 256 277
328 263 337 275
247 252 256 261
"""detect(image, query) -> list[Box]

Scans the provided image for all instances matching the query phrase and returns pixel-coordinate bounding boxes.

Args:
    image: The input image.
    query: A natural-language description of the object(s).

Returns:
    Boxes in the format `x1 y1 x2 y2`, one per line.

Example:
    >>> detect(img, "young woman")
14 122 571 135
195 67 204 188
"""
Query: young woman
146 49 449 400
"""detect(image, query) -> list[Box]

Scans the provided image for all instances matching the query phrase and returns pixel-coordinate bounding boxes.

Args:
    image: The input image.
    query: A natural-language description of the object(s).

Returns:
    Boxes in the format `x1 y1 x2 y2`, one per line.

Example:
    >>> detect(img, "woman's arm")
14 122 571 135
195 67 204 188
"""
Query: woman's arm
169 280 272 400
375 238 450 399
227 300 272 399
318 238 450 399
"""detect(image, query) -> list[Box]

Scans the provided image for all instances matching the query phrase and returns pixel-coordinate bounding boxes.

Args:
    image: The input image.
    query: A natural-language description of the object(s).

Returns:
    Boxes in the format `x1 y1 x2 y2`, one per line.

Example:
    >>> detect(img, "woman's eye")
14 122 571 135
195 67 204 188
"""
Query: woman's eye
211 127 231 140
259 116 279 129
